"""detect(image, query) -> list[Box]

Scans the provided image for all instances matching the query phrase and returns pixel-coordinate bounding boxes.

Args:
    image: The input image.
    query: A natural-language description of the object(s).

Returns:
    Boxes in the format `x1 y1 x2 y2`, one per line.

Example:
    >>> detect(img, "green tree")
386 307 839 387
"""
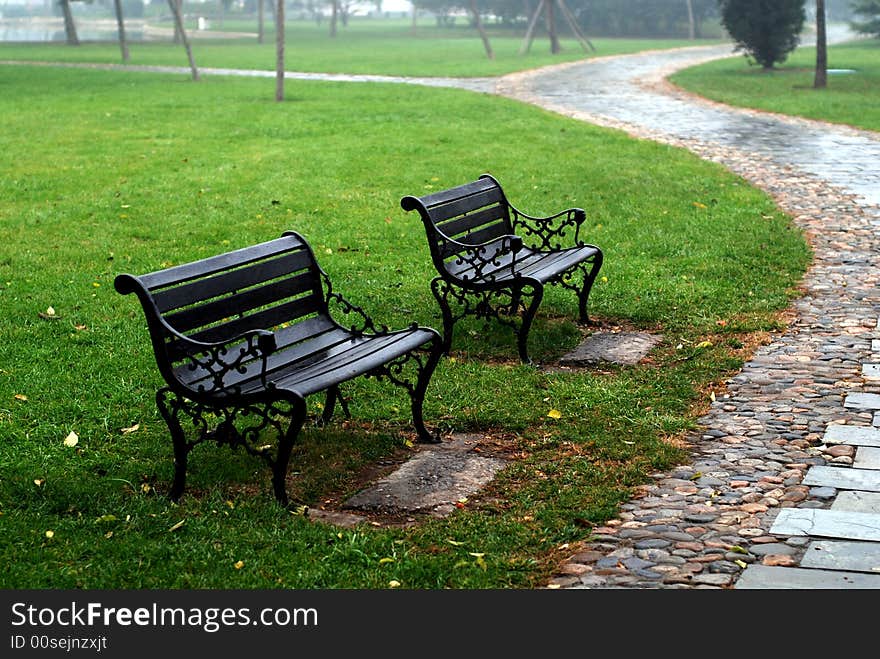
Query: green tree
851 0 880 37
719 0 806 70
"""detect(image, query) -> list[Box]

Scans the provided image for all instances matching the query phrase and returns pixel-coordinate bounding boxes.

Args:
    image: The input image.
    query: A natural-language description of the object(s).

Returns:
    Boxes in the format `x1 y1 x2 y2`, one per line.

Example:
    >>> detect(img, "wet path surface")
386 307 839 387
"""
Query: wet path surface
495 42 880 207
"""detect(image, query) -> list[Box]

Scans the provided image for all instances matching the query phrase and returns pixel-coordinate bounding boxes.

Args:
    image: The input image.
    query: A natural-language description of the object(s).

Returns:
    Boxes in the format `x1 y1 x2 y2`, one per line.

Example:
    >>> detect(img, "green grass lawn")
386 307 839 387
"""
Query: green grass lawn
0 40 812 589
0 18 722 77
670 38 880 132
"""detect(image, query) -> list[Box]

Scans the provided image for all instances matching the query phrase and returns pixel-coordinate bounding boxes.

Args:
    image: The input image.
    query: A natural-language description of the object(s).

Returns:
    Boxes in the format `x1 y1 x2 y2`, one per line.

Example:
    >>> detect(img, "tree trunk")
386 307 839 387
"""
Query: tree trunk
410 2 417 34
59 0 79 45
546 0 560 54
167 0 199 81
330 0 338 37
814 0 827 88
469 0 494 59
113 0 130 61
172 0 184 44
685 0 695 40
258 0 264 44
275 0 285 101
519 0 543 55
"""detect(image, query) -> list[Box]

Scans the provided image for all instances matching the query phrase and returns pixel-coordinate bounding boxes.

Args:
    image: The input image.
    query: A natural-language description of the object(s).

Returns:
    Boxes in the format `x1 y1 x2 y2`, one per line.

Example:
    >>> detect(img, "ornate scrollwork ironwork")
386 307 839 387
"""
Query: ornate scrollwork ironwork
157 387 295 470
176 332 270 397
440 234 522 285
322 270 386 336
510 207 586 251
431 277 538 341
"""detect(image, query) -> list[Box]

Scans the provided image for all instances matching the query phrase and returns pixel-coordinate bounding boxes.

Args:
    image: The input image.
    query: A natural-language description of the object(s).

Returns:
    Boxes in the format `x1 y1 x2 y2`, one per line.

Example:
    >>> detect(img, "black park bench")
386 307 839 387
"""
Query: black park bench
114 231 444 506
401 174 604 364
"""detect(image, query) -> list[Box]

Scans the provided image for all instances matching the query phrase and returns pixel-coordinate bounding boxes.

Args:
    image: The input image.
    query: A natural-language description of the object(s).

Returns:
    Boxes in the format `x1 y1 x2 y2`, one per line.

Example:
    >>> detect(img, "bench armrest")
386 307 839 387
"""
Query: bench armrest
158 316 278 394
436 231 524 283
320 270 388 336
510 206 587 250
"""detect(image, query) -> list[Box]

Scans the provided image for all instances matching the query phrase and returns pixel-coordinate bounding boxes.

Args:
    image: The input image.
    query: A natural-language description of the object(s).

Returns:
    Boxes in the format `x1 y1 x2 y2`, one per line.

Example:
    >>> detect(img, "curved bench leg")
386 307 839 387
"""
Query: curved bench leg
156 388 189 502
576 250 604 325
516 283 543 365
410 339 444 444
431 277 456 355
319 385 350 426
272 398 307 506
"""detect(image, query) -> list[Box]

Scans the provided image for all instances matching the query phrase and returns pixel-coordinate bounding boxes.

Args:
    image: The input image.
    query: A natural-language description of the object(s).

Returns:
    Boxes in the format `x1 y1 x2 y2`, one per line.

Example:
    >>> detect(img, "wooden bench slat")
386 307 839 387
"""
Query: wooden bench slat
153 250 315 314
168 294 325 357
436 204 508 241
273 330 437 396
139 235 307 291
174 317 346 390
424 186 505 222
164 271 319 335
408 177 498 211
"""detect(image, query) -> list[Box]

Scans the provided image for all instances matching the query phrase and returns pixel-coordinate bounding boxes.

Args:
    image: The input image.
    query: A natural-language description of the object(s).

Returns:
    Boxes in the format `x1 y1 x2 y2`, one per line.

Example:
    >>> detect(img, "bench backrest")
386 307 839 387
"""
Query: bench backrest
401 174 513 275
114 231 326 389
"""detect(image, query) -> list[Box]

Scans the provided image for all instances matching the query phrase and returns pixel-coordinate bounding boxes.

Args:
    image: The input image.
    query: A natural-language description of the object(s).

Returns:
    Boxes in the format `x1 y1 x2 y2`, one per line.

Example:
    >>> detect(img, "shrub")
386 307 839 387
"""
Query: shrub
719 0 806 69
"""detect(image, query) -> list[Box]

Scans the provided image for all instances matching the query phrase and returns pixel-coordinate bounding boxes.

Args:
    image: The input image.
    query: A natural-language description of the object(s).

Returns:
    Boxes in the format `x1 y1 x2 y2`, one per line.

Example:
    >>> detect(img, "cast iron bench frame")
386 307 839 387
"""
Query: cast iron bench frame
401 174 603 364
115 230 443 506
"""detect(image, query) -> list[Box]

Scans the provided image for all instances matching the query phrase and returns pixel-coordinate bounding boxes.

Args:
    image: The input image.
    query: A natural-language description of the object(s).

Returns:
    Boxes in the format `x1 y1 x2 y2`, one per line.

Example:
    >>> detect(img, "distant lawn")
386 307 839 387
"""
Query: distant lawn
0 18 722 77
670 38 880 132
0 59 810 589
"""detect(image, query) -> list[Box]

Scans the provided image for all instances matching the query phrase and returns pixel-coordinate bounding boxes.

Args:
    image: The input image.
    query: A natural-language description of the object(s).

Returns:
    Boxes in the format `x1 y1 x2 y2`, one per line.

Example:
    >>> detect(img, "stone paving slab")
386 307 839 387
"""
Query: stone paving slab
802 465 880 492
558 331 662 366
735 565 880 589
343 434 506 515
824 424 880 447
800 539 880 573
833 491 880 514
862 363 880 379
770 508 880 541
855 447 880 470
844 392 880 411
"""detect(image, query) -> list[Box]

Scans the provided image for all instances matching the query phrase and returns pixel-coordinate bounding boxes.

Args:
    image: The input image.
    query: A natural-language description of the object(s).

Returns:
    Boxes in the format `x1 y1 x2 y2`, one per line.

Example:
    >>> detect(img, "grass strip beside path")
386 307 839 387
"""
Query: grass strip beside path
670 38 880 133
0 20 722 78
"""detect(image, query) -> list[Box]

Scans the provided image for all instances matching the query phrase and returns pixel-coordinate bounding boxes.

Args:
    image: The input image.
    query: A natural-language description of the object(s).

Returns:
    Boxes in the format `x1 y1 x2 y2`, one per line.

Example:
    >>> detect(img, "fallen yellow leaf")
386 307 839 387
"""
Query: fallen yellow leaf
63 431 79 447
234 560 244 570
13 394 27 402
388 580 401 588
120 423 140 434
547 409 562 419
45 530 54 539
